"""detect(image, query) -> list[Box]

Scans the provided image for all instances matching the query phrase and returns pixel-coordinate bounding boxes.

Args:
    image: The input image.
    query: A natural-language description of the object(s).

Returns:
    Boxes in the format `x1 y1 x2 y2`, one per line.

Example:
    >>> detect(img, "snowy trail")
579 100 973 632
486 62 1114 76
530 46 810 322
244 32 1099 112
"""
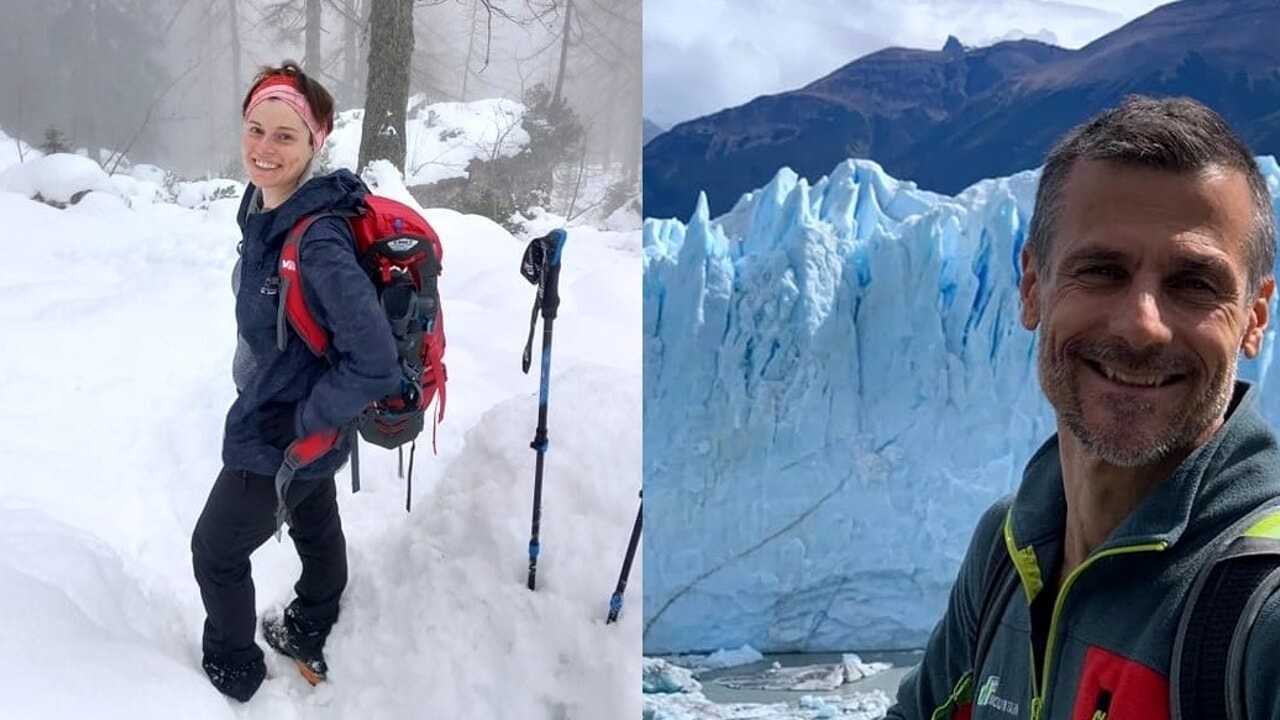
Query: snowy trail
0 161 641 716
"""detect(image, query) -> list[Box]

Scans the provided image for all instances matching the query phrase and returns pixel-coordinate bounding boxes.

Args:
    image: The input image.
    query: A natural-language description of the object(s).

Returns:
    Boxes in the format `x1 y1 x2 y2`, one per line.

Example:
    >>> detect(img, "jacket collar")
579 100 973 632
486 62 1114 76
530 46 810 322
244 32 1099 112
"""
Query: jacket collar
235 168 366 245
1008 381 1280 556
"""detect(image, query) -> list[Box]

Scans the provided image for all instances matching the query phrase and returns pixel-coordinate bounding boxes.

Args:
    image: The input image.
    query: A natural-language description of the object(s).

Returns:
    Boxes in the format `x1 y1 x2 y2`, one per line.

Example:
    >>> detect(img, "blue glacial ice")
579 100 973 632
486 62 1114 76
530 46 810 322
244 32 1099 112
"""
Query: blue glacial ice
642 156 1280 655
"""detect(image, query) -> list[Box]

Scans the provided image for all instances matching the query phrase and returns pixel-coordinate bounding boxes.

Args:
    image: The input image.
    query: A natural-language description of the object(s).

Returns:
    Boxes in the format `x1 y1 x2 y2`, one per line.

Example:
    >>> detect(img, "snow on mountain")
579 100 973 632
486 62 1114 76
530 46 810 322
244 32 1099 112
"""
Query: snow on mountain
642 156 1280 655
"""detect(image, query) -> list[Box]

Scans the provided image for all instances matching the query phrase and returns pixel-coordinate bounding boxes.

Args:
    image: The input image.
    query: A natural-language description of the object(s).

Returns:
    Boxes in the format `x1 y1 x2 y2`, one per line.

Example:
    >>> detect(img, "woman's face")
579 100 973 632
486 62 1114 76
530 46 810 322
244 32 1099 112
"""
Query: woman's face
241 99 314 204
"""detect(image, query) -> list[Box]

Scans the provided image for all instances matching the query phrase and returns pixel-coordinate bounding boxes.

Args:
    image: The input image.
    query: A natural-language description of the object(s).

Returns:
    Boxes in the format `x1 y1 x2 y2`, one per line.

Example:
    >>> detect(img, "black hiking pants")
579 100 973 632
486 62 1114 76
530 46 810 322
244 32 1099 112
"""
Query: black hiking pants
191 466 348 667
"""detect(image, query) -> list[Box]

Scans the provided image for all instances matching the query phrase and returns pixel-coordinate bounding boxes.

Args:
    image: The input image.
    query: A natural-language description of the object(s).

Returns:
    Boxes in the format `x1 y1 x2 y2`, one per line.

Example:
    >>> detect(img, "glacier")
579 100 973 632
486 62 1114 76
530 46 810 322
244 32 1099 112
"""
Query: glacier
642 157 1280 655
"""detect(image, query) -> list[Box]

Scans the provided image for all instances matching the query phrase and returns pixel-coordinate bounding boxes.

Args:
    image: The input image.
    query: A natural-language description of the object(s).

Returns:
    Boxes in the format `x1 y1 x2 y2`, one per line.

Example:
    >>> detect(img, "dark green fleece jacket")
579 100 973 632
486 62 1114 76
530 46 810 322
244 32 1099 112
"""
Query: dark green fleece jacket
887 381 1280 720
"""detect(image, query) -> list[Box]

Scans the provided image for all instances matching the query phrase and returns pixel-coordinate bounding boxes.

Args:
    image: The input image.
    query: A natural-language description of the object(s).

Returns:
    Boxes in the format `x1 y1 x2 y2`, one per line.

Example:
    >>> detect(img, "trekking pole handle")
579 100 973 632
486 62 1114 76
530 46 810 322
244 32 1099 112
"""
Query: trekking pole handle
538 229 567 321
545 228 567 268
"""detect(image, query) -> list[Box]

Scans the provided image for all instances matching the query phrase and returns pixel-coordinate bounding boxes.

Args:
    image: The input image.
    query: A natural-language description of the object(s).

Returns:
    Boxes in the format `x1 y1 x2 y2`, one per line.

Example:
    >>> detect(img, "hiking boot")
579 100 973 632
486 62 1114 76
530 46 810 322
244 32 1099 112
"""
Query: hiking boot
202 654 266 702
262 608 329 685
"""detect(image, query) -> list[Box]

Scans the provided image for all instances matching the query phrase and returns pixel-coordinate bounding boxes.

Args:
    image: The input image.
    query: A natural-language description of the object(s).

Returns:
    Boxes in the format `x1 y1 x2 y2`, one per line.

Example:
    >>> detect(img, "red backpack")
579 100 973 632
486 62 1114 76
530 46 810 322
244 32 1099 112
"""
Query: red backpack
273 194 447 511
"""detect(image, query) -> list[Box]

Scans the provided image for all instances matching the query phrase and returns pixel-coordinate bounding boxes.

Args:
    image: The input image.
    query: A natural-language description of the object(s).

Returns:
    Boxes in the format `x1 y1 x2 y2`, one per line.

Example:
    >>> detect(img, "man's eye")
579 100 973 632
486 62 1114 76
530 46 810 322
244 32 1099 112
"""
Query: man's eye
1176 277 1215 292
1079 265 1122 278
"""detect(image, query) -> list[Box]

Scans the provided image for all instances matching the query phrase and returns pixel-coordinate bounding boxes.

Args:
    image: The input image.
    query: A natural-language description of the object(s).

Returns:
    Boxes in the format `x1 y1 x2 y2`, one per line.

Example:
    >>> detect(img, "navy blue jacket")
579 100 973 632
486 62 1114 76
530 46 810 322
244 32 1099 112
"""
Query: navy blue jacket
223 169 400 479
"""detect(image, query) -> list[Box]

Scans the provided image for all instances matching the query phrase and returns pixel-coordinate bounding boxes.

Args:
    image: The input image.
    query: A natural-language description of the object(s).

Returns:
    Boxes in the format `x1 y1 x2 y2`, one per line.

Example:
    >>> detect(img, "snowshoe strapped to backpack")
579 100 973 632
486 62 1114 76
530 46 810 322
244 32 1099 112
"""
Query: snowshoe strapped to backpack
276 193 448 457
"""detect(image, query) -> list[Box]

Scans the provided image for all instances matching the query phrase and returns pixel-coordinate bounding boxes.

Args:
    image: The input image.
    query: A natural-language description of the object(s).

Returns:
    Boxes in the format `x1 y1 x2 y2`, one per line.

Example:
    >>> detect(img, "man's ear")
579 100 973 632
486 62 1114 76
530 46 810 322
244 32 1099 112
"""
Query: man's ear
1242 275 1274 359
1020 245 1041 331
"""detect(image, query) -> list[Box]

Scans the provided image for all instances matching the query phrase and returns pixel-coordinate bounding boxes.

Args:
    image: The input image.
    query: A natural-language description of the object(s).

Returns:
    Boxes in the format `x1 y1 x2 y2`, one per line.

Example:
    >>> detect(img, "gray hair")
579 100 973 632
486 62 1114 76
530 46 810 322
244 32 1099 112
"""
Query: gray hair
1026 95 1276 298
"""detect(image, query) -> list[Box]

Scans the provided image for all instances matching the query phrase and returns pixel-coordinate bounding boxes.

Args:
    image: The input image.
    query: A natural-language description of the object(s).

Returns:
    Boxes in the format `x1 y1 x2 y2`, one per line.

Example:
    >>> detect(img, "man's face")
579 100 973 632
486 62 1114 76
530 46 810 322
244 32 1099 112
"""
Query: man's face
1020 159 1273 467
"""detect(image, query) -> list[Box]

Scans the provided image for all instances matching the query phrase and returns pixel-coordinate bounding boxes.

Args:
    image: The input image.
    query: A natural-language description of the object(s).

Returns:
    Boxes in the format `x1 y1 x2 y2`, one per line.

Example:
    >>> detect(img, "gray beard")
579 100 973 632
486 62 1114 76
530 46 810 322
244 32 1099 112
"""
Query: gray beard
1036 326 1236 468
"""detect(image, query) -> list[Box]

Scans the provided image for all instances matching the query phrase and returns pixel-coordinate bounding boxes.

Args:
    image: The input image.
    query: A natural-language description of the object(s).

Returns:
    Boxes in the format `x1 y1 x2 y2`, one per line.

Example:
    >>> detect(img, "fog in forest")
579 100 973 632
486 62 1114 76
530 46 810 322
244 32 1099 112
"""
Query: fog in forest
0 0 640 186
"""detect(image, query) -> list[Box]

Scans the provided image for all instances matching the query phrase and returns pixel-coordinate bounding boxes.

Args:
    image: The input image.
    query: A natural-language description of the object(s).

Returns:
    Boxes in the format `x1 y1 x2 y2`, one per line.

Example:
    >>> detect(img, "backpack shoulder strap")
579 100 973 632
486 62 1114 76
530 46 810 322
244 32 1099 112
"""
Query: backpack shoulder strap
972 510 1020 678
1171 503 1280 720
277 212 340 357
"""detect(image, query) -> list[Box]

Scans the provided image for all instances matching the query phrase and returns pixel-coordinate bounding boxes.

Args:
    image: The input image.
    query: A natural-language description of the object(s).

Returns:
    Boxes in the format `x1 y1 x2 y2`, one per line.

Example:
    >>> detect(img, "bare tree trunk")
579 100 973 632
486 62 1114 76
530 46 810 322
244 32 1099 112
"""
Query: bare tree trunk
358 0 414 174
228 0 243 108
460 0 479 101
341 0 366 107
552 0 572 106
305 0 323 73
12 3 33 153
603 101 617 168
623 100 639 185
566 140 587 219
70 1 96 159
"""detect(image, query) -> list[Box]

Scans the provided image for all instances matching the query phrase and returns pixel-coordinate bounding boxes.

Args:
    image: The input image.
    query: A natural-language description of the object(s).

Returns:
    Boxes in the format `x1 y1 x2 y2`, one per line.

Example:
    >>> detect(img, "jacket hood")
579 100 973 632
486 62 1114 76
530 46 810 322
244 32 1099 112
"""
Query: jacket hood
236 168 367 242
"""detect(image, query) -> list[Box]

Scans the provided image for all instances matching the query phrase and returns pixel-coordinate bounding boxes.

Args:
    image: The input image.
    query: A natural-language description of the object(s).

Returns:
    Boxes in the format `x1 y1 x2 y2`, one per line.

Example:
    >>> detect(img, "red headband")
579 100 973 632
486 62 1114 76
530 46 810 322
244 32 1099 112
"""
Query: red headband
244 75 328 153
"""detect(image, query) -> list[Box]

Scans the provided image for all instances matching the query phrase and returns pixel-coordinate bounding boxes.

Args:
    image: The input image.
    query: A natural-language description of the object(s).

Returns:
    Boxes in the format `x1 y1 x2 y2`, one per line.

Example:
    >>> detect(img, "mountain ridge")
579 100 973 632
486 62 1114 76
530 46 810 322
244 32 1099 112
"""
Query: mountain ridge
643 0 1280 220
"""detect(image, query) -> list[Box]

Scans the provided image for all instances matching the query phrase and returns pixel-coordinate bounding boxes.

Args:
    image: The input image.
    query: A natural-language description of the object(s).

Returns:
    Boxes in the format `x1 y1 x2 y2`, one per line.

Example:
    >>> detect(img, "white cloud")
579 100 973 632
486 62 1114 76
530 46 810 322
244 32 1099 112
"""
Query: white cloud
982 28 1062 46
643 0 1176 127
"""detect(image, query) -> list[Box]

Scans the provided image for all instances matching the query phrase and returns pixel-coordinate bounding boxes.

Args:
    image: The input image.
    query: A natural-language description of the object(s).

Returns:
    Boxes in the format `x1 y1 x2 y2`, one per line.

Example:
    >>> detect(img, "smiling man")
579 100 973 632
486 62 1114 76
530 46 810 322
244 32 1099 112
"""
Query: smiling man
887 96 1280 719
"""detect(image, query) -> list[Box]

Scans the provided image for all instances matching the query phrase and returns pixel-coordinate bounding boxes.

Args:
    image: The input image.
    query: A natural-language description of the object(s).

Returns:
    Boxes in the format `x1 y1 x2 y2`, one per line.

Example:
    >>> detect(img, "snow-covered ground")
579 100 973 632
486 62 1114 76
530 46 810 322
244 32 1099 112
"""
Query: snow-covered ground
0 126 39 171
0 97 640 717
327 96 530 187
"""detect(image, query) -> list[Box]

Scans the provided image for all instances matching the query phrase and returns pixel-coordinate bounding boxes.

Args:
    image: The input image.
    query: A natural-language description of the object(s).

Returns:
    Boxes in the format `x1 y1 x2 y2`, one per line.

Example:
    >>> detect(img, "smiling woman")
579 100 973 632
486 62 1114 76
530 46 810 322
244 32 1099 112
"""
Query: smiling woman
238 62 335 207
189 60 405 703
241 105 314 207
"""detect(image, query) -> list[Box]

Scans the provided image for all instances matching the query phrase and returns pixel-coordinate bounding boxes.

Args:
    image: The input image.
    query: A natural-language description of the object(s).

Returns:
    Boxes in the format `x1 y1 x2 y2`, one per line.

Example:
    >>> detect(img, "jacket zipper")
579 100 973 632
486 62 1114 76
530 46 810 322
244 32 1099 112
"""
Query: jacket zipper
1026 540 1168 720
930 673 973 720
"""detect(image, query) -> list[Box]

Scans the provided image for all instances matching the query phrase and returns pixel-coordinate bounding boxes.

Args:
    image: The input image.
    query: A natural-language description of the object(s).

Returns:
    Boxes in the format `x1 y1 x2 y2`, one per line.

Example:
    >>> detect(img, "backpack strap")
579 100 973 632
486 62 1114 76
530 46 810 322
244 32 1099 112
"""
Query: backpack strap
276 211 363 497
278 212 338 358
973 512 1020 679
425 338 447 430
1171 503 1280 720
272 427 343 539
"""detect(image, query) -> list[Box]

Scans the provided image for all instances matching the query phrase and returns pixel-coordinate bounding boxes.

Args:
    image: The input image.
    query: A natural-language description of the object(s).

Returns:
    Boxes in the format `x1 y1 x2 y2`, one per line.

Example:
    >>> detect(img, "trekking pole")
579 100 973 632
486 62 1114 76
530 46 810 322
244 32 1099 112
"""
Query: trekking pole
520 228 567 591
607 489 642 624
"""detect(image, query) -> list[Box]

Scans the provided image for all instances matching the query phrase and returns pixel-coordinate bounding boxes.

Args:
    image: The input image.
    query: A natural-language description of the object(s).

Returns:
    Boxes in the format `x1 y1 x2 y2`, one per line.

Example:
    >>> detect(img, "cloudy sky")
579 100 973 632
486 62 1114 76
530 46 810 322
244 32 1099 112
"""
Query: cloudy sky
644 0 1178 128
